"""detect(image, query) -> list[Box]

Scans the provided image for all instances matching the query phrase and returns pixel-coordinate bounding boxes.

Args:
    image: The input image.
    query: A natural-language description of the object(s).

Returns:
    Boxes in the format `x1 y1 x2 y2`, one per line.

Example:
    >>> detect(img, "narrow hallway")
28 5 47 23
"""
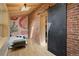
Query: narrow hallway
0 3 55 56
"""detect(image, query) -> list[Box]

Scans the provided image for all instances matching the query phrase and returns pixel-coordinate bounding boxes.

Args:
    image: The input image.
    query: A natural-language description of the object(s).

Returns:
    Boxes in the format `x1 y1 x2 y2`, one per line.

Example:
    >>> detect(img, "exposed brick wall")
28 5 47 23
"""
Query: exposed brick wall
67 4 79 56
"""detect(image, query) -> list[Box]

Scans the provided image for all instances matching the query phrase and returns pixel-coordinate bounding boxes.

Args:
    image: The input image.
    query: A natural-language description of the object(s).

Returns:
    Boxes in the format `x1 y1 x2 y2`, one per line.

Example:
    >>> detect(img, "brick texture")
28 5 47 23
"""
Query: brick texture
67 4 79 56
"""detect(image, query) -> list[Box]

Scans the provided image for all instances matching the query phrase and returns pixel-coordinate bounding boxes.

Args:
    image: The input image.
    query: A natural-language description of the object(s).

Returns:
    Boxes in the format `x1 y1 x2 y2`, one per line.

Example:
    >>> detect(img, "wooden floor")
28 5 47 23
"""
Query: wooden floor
7 40 55 56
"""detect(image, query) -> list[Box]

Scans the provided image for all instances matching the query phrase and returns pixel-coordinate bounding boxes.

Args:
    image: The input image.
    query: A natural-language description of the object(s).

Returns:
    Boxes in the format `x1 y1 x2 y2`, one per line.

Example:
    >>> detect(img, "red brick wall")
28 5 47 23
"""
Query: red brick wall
67 4 79 56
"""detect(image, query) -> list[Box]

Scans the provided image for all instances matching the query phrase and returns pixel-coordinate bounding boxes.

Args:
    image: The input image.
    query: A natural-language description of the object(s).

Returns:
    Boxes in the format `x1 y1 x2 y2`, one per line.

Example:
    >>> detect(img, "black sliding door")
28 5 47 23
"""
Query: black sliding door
48 4 67 56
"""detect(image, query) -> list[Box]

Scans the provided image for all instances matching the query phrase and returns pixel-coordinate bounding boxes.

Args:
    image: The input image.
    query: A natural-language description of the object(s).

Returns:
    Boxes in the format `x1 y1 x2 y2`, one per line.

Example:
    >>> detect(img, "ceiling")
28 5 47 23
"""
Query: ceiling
6 3 55 17
6 3 42 16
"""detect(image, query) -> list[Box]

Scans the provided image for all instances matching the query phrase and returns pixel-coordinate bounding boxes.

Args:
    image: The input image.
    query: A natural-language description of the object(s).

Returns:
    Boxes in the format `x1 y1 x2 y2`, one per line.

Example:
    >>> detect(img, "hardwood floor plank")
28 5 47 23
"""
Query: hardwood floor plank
7 40 55 56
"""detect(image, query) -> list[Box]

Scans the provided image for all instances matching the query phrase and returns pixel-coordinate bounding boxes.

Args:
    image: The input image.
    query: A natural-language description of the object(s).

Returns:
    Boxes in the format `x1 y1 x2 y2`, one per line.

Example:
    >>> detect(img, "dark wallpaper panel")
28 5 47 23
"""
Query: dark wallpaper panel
48 3 67 56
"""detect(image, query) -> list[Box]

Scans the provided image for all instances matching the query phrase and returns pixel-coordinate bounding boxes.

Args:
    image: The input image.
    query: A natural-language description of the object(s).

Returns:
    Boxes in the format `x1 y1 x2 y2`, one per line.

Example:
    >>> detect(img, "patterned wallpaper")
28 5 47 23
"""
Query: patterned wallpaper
10 15 28 38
